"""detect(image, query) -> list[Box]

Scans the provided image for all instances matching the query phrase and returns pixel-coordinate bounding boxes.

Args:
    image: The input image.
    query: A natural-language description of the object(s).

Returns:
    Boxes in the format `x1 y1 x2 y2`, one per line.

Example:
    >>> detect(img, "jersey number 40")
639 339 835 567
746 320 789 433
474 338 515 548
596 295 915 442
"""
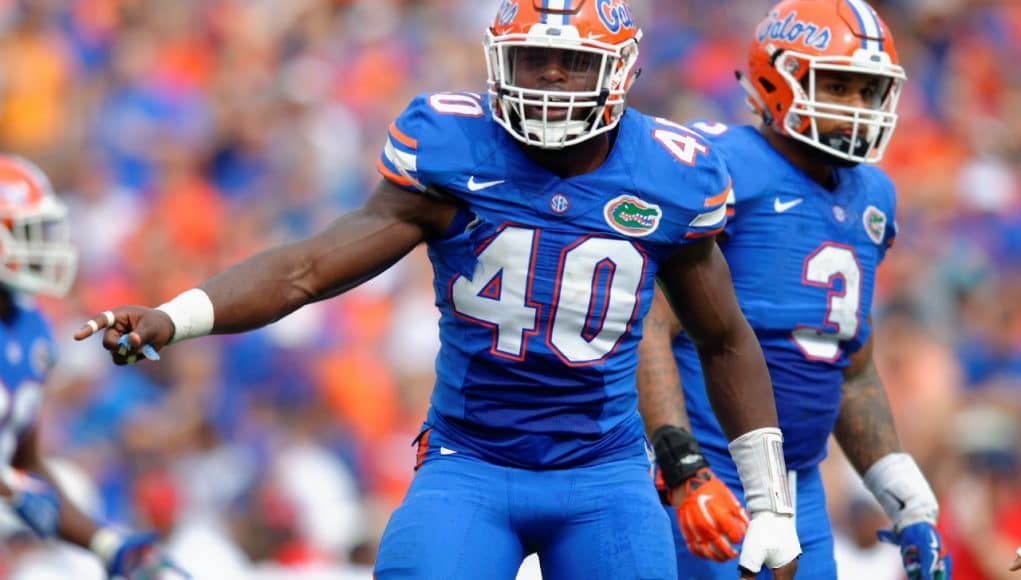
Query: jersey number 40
450 226 645 366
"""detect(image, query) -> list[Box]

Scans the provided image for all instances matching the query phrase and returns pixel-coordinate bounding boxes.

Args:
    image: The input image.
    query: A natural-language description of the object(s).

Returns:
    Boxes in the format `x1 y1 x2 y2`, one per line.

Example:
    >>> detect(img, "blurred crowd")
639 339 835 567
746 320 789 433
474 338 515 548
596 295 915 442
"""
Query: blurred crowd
0 0 1016 578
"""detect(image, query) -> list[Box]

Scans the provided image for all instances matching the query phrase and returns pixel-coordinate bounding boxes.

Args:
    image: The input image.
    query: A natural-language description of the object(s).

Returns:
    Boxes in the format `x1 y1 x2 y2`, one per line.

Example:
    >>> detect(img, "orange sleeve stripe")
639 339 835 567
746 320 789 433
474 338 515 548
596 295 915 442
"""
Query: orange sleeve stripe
684 225 725 239
415 429 431 470
376 157 416 187
704 180 733 207
389 122 418 149
726 207 735 217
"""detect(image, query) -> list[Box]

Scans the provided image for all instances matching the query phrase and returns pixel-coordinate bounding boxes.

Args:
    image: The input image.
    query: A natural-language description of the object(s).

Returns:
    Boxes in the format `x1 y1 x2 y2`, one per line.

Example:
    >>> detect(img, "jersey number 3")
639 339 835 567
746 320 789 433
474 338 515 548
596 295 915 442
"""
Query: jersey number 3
451 227 645 366
792 243 862 362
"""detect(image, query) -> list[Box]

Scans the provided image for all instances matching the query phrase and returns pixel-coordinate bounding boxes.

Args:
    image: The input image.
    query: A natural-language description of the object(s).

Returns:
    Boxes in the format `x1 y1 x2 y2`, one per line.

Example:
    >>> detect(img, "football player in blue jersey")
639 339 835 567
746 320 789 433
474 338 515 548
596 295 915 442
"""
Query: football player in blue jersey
0 155 185 579
76 1 802 577
637 1 950 579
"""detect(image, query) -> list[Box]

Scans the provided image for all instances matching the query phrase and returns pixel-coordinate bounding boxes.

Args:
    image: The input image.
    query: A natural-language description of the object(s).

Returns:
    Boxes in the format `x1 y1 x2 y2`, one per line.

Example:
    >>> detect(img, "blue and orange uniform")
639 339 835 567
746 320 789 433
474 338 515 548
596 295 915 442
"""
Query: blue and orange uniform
374 93 733 578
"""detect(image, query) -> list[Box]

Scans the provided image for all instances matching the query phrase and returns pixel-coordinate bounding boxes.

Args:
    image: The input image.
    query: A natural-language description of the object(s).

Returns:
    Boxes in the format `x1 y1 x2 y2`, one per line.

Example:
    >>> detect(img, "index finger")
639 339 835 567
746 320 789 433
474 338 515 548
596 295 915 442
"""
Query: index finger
74 310 116 341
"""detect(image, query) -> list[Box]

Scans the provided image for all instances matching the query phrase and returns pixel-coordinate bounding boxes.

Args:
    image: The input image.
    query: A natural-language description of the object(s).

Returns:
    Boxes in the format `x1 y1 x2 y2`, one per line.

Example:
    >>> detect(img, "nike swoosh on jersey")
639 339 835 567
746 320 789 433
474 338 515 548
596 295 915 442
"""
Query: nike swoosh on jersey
773 197 803 213
440 446 458 455
467 176 506 191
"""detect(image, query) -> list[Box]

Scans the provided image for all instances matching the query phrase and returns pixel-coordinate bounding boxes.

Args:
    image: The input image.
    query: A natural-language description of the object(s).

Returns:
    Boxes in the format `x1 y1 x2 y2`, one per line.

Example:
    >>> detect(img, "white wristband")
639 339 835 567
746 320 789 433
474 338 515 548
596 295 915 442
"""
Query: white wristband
89 527 124 566
863 452 938 532
156 288 215 344
729 427 794 516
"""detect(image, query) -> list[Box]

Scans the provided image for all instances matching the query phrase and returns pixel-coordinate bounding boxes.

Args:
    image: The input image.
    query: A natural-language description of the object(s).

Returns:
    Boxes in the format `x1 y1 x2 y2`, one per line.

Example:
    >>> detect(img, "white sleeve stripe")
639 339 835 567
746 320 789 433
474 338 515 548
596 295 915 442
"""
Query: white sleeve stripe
689 204 727 228
384 138 418 174
726 187 736 207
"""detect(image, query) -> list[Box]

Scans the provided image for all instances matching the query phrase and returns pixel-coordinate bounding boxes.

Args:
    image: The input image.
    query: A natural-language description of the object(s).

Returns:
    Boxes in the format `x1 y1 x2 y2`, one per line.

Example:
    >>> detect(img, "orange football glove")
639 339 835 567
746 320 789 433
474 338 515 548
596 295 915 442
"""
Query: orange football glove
670 468 749 562
653 425 749 563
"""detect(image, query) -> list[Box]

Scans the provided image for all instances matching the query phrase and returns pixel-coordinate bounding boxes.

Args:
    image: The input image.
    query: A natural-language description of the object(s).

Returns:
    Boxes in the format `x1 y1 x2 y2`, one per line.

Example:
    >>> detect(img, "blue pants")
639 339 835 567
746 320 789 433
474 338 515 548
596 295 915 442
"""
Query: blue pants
667 466 837 580
375 449 677 579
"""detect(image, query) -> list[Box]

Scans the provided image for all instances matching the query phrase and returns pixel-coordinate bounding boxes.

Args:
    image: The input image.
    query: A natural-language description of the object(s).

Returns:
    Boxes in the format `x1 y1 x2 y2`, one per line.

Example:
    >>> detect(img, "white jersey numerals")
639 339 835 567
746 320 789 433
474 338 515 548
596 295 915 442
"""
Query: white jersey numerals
427 92 485 117
652 118 709 166
0 381 42 466
792 243 862 361
451 227 540 359
451 227 645 365
549 237 645 364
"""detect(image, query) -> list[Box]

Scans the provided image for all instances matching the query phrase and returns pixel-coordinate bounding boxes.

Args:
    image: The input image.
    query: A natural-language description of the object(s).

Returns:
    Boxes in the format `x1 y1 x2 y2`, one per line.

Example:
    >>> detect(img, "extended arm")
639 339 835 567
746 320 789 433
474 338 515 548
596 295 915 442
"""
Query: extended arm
199 180 455 334
75 180 458 356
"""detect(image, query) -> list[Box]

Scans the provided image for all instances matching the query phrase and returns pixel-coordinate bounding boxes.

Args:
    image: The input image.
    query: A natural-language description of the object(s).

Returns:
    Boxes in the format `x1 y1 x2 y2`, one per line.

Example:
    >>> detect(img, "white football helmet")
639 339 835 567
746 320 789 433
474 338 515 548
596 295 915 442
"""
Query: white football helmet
484 0 642 149
0 155 77 297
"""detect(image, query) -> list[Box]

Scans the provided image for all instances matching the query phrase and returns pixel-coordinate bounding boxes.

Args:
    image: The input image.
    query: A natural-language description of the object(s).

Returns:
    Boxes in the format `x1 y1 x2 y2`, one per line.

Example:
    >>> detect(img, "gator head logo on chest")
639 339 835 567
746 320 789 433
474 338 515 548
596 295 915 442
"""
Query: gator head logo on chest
863 205 887 245
604 195 662 237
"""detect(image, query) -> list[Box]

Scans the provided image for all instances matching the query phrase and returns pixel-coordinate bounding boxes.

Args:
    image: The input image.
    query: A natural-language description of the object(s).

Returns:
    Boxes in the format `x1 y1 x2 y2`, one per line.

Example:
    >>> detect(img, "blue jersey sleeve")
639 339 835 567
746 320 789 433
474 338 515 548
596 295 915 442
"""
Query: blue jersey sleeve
858 166 898 262
877 172 898 258
680 156 732 241
377 92 487 198
377 95 434 193
641 117 733 244
686 122 774 240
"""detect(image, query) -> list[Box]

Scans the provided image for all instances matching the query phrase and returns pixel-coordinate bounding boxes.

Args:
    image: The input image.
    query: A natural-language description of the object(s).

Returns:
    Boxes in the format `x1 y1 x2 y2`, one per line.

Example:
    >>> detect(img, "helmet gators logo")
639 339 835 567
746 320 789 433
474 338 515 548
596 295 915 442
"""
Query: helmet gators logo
497 0 519 26
604 195 661 237
596 0 635 34
756 10 831 50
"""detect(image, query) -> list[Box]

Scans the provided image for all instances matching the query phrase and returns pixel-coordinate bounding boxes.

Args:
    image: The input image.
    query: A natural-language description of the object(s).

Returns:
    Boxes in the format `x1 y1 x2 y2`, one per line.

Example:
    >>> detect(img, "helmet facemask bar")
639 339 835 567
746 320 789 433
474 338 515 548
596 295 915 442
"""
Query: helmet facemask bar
485 31 640 149
776 51 905 164
0 202 77 297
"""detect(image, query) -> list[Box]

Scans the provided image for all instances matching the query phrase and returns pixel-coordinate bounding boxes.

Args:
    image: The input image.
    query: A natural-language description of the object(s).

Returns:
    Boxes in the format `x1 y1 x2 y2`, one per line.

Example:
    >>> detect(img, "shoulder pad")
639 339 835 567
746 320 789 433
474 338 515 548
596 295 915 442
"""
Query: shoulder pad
634 115 733 241
377 92 489 197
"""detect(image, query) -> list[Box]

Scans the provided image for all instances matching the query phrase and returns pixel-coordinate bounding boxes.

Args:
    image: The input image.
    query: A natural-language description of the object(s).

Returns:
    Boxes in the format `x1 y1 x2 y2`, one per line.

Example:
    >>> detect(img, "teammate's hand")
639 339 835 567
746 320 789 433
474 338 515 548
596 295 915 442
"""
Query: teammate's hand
1010 547 1021 572
666 468 748 561
95 530 191 580
74 307 175 365
878 522 950 580
5 470 61 538
738 512 800 579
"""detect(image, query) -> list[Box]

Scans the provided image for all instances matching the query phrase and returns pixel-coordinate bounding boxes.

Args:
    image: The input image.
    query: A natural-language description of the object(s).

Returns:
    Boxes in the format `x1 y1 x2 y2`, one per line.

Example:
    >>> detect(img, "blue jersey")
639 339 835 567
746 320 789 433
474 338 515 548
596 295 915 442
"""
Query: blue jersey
378 93 732 468
673 123 897 475
0 298 56 466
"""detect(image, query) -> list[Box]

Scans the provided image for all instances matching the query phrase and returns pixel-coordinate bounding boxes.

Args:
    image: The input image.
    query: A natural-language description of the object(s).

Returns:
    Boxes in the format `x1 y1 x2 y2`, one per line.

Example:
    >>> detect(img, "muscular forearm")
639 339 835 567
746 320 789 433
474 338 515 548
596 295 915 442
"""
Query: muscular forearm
659 241 778 439
833 361 901 475
698 318 778 439
637 347 688 436
200 206 425 335
637 288 688 437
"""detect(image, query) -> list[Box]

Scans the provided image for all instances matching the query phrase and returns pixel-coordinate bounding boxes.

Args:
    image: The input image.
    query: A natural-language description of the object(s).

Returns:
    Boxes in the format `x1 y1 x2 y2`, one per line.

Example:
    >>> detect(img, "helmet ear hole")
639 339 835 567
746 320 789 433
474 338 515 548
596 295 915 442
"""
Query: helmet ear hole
758 77 776 94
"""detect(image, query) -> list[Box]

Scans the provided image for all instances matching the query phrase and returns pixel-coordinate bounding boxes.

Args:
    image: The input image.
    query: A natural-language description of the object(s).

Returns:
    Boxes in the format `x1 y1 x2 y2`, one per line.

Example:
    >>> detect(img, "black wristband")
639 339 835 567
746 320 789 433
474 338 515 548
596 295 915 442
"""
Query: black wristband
652 425 709 488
